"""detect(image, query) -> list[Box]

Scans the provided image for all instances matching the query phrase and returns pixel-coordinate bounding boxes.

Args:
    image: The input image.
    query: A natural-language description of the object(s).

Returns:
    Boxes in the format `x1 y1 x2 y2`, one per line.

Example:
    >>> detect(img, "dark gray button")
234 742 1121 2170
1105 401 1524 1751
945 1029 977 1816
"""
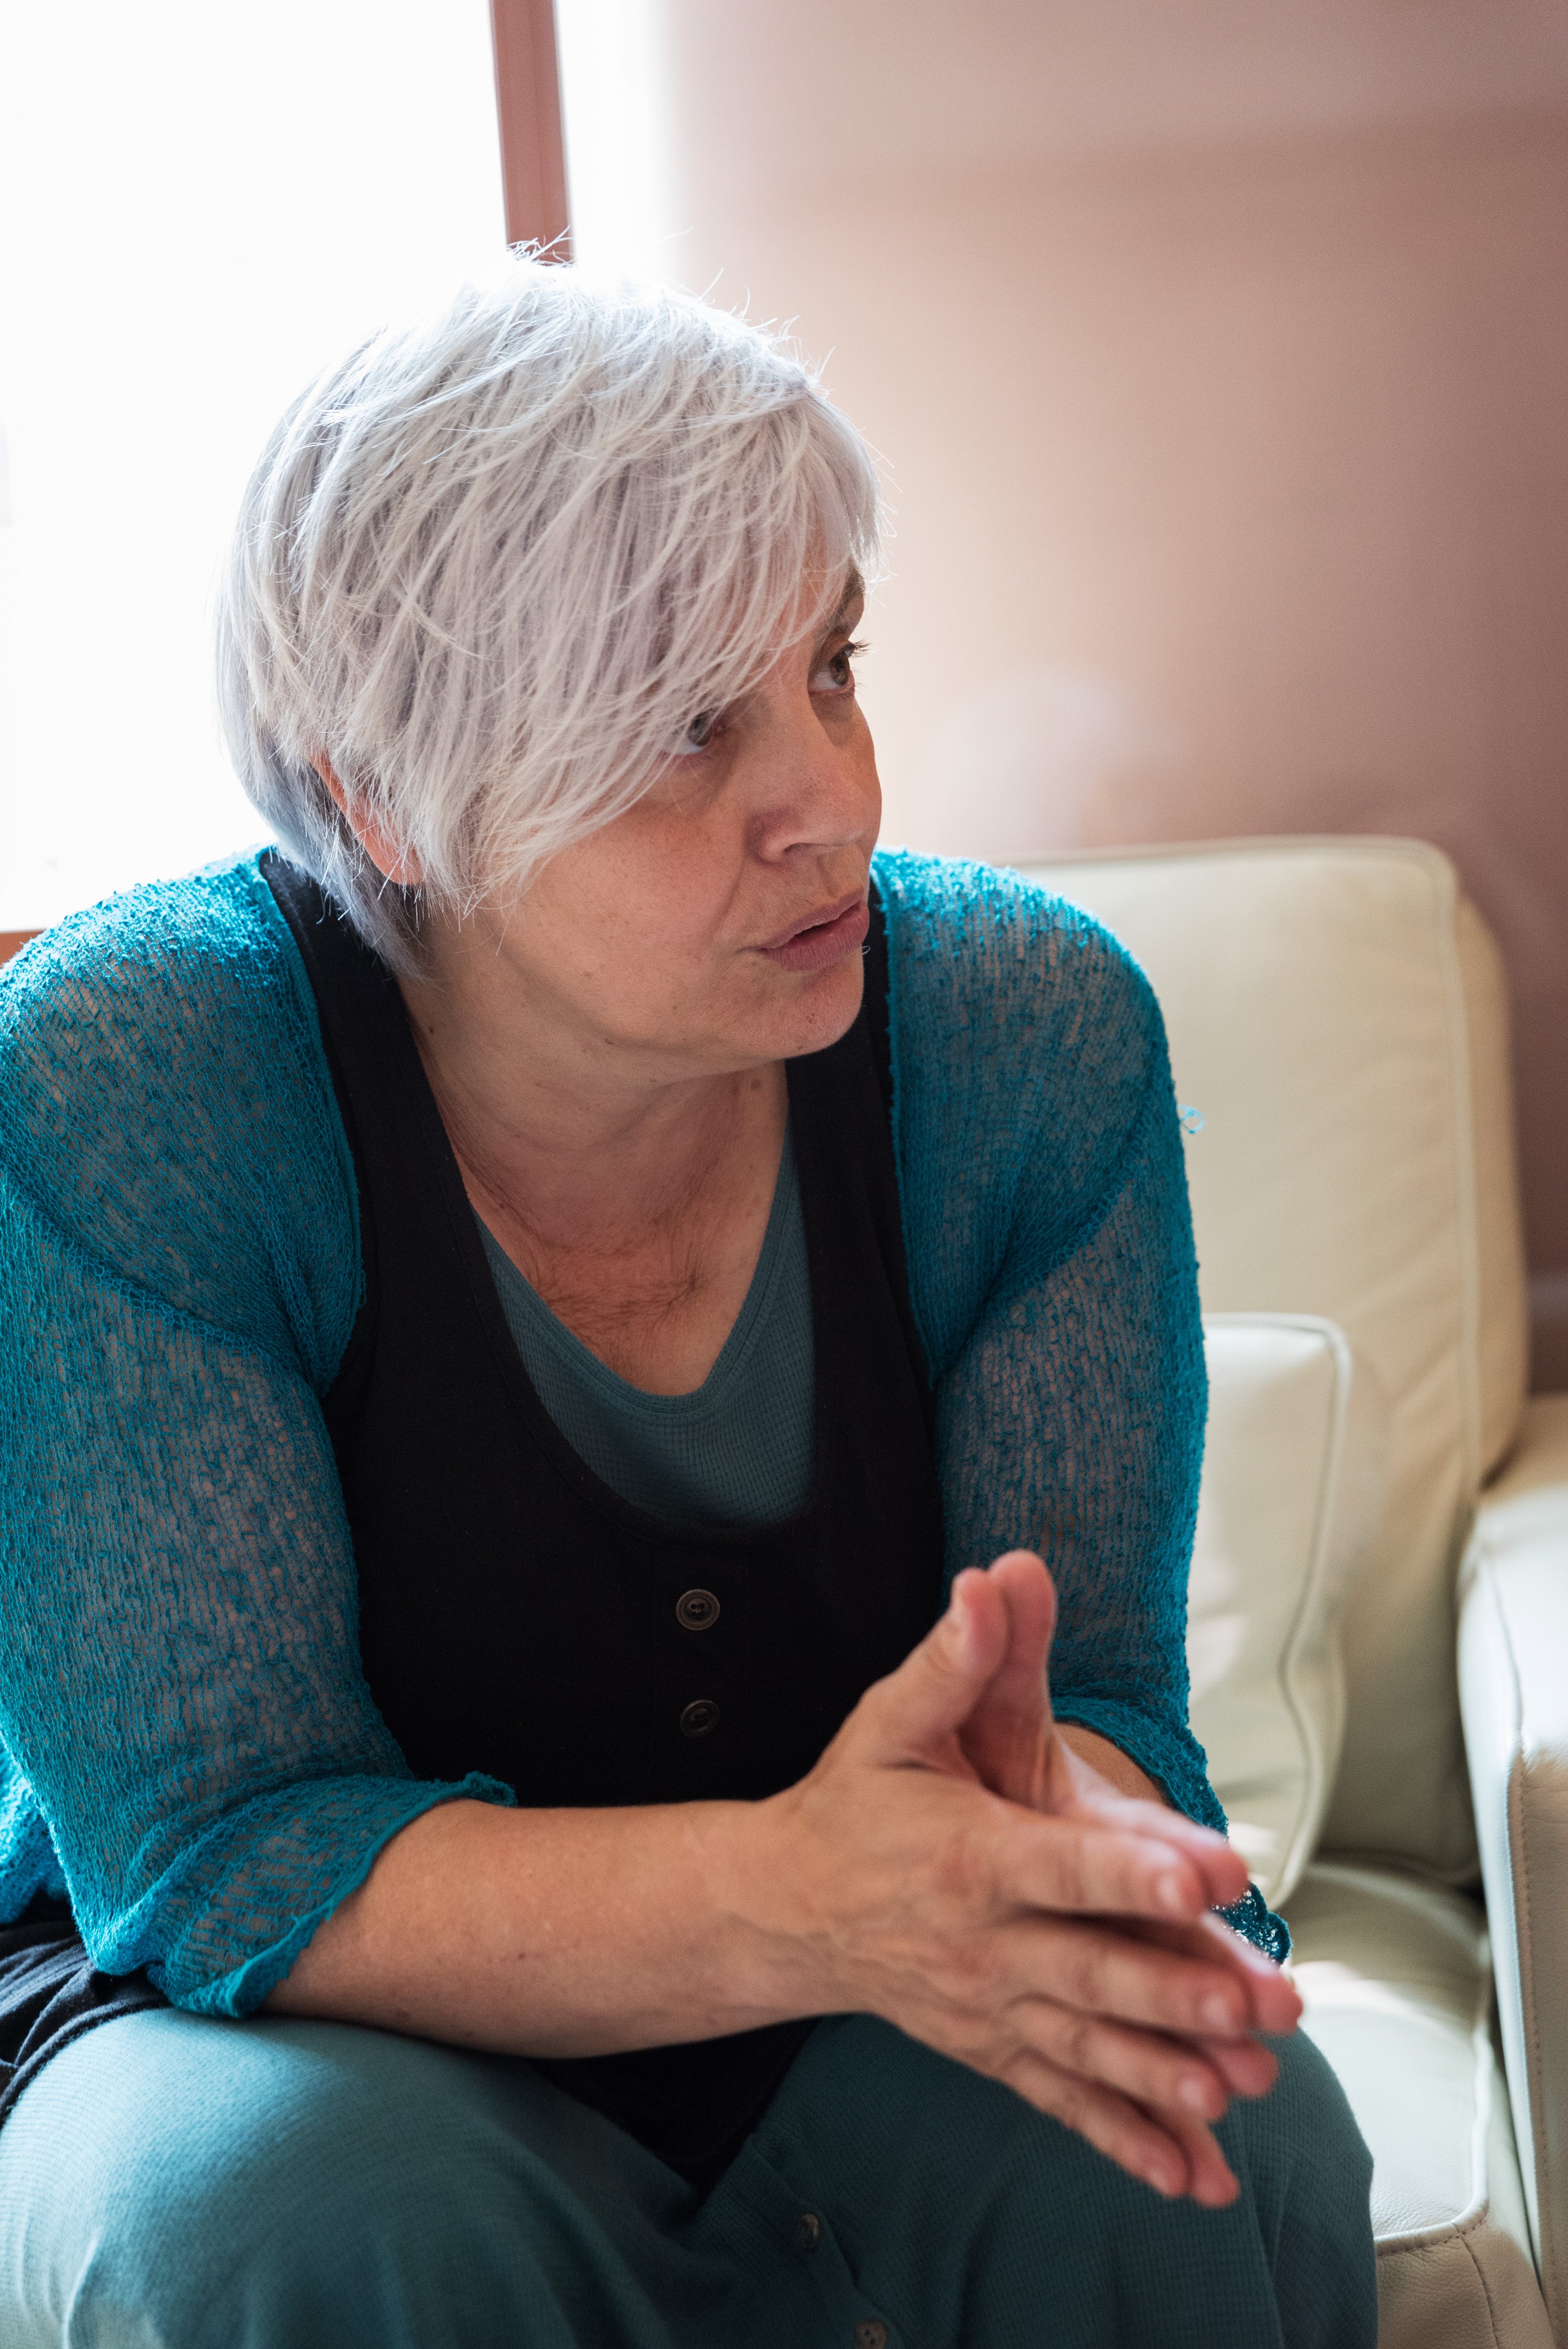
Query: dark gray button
854 2325 887 2349
794 2211 821 2253
676 1588 720 1631
679 1698 720 1738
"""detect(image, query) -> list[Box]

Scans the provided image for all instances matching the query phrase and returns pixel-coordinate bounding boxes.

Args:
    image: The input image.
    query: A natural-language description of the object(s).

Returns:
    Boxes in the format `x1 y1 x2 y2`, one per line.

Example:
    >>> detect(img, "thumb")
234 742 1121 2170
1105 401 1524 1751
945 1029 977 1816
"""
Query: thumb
958 1551 1063 1806
857 1569 1009 1764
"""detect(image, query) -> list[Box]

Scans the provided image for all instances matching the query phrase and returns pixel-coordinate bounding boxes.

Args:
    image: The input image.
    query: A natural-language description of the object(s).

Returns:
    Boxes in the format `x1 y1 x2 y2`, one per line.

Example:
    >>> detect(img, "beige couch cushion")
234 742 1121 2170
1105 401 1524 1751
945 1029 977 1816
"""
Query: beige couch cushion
1285 1861 1549 2349
1020 839 1529 1879
1190 1315 1384 1907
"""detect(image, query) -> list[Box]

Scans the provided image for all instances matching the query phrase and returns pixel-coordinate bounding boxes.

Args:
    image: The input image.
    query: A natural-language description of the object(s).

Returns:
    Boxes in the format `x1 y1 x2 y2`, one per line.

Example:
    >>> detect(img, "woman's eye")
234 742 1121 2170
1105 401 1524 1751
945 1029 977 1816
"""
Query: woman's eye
812 639 865 695
668 711 720 757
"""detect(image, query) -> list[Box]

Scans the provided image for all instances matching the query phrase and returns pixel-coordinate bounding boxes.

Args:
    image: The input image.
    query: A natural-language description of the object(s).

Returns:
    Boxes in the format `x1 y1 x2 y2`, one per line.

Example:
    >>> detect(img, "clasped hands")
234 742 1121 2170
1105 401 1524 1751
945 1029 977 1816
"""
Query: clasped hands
759 1550 1300 2206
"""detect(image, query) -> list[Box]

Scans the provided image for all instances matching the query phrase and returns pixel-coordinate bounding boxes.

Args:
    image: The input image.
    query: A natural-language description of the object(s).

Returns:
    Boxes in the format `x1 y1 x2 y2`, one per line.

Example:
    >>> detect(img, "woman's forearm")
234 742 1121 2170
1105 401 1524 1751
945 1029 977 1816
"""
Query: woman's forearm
268 1734 1165 2056
264 1795 807 2054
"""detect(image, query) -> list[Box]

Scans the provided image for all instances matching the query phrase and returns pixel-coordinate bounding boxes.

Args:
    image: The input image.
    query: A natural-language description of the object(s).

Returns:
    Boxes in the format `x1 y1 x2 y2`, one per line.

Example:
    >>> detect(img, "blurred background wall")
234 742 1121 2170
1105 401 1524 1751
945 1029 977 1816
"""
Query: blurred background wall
557 0 1568 1382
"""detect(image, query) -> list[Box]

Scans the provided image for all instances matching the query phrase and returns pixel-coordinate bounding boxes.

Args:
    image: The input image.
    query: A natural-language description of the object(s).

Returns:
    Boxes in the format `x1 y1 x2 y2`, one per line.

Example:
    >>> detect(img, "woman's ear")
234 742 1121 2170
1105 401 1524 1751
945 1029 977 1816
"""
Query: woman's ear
310 754 425 888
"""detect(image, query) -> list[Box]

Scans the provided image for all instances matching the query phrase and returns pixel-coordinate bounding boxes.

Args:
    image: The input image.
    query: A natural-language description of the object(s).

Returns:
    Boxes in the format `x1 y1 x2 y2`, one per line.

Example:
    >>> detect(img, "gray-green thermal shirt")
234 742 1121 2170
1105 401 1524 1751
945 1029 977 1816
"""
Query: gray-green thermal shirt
478 1131 814 1527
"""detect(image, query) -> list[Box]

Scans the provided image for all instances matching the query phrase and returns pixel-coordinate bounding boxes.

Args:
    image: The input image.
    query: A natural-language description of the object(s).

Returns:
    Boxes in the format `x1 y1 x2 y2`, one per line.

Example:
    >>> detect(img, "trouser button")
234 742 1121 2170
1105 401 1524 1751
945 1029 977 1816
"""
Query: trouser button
794 2210 821 2252
854 2325 887 2349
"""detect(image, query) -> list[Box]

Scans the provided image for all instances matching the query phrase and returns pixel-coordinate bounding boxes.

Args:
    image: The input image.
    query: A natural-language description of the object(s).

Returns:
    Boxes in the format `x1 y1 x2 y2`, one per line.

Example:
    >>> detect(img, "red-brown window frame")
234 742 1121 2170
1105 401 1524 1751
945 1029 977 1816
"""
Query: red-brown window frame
489 0 571 254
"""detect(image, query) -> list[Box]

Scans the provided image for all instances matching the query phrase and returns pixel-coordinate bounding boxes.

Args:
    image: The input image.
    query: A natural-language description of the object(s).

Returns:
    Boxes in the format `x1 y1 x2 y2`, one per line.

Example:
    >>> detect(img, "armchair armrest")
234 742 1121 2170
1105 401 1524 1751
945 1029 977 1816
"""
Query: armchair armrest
1458 1394 1568 2331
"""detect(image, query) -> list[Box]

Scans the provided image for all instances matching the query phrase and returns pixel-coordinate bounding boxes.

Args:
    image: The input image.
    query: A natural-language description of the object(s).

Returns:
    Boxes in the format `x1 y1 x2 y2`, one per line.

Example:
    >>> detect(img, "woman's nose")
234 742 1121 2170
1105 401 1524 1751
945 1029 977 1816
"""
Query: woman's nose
744 684 878 858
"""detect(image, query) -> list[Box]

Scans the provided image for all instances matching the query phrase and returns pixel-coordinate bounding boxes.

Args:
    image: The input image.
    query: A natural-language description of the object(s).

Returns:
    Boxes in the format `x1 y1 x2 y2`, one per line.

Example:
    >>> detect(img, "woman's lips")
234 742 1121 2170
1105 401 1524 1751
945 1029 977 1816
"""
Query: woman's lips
758 895 870 973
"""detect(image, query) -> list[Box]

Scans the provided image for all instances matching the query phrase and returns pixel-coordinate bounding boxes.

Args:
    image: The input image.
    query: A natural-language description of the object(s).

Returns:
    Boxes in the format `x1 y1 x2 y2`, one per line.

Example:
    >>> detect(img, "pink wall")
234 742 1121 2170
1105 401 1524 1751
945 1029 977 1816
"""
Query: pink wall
645 37 1568 1383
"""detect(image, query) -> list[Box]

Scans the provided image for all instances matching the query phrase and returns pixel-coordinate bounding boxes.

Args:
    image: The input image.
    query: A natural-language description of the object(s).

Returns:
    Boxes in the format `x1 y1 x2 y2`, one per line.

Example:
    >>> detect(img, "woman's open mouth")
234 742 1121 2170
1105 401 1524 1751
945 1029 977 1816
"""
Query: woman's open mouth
757 894 870 974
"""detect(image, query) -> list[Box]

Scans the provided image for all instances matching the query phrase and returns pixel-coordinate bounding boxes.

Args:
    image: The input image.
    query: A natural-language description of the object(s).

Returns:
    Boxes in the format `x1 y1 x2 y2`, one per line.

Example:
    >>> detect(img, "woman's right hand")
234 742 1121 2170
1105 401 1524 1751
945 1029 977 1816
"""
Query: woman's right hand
752 1553 1300 2205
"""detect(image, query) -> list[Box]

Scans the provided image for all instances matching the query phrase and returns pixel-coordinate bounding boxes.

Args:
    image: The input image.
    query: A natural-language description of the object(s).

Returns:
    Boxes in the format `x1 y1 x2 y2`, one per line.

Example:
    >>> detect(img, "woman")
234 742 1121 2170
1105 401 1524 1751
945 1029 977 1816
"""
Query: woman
0 262 1373 2345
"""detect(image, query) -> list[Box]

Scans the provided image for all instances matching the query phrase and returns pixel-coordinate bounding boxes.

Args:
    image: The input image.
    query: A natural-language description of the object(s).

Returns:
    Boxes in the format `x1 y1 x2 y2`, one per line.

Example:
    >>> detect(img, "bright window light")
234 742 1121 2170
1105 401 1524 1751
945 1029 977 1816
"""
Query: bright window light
0 0 506 928
555 0 676 282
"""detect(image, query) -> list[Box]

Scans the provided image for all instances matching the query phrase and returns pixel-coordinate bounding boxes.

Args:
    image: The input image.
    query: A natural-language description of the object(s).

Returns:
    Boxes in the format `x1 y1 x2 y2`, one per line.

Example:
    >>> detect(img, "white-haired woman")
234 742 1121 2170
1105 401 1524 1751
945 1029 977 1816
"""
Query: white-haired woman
0 263 1373 2346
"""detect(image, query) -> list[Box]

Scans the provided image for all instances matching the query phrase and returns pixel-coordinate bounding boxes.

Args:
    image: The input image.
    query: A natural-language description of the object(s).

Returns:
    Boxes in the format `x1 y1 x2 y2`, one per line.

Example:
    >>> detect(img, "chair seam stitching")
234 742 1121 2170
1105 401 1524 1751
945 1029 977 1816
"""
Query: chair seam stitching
1458 2211 1507 2348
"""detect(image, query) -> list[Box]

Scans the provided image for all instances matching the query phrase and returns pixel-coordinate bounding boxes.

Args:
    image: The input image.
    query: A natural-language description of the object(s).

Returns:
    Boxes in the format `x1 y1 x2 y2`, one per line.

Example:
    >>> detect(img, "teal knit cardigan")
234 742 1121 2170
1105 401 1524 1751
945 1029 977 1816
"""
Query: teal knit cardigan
0 846 1280 2016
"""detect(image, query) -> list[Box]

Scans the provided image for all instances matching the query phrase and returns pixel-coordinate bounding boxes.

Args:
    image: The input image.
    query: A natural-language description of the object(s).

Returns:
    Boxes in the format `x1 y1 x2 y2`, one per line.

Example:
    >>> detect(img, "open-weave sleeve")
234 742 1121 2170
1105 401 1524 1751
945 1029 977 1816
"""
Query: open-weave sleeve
877 849 1284 1958
0 859 509 2013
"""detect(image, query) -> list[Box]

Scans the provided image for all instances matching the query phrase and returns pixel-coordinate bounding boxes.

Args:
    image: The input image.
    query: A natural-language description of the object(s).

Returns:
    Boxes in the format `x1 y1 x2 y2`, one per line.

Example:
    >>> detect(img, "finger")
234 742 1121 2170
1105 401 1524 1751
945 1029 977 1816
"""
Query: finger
855 1569 1010 1760
1148 2097 1240 2208
955 1552 1058 1805
996 1812 1232 1926
1190 2033 1279 2100
1000 2049 1201 2201
1023 1889 1305 2039
1184 1916 1302 2034
1055 1777 1252 1909
1068 2025 1275 2106
1018 1997 1235 2124
1000 1913 1285 2042
1119 1923 1300 2039
987 1551 1058 1697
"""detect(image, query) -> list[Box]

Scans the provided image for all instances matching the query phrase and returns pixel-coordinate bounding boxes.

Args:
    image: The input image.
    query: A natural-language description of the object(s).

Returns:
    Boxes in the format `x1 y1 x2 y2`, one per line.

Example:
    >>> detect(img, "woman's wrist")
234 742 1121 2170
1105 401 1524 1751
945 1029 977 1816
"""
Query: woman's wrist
1056 1724 1168 1806
697 1787 845 2029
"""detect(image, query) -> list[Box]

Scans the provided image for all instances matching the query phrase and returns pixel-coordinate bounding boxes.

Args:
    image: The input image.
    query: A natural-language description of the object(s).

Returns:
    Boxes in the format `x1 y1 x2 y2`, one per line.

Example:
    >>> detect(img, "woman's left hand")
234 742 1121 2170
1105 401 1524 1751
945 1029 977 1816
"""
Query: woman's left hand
951 1550 1292 2203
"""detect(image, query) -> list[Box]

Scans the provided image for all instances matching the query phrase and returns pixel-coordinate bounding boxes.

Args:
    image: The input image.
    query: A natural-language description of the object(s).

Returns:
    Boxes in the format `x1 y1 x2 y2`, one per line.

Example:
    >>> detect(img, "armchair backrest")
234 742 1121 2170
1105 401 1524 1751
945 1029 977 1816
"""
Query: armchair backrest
1019 837 1527 1878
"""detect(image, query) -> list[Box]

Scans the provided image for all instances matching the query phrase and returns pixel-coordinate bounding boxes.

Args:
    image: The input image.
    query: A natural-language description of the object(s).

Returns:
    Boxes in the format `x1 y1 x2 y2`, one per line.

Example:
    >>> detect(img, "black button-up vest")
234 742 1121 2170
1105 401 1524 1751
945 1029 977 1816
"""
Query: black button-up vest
263 856 946 2183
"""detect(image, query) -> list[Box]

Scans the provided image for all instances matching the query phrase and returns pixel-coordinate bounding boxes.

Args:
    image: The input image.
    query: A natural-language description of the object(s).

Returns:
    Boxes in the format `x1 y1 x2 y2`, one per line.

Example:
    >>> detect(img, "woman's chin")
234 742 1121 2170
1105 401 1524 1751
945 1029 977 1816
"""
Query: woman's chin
752 951 868 1062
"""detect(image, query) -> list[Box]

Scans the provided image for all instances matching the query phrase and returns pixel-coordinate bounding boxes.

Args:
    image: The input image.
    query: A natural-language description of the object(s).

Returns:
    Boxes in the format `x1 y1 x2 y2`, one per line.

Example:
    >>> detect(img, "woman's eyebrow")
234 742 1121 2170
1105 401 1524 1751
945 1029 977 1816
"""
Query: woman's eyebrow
827 569 865 630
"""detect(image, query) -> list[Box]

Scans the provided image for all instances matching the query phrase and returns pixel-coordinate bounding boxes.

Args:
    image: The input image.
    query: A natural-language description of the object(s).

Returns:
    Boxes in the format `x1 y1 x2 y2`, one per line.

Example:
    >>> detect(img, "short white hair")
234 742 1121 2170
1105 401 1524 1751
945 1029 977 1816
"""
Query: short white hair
216 258 882 968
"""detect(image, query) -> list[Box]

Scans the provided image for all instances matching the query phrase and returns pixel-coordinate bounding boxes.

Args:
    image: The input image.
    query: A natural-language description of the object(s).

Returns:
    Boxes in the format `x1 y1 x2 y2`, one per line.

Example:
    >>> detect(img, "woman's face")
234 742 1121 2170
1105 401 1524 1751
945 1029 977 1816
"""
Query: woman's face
469 574 882 1080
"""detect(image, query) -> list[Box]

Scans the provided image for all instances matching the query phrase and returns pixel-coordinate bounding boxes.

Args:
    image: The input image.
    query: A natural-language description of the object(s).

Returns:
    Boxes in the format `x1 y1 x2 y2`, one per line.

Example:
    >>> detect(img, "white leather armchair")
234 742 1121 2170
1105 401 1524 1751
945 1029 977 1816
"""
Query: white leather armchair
1460 1395 1568 2341
1022 837 1563 2349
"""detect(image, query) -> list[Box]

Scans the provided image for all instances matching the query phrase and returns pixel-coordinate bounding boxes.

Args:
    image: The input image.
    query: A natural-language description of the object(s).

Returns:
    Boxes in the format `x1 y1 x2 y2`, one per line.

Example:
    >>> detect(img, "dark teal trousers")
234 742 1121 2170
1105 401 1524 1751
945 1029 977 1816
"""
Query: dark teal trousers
0 2007 1374 2347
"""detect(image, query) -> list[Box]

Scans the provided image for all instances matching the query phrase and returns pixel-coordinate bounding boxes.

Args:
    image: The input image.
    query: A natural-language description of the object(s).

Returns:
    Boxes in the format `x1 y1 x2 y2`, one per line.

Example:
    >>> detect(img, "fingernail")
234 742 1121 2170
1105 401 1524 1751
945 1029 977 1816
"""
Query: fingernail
1201 1994 1237 2031
1144 2158 1180 2196
1155 1870 1188 1915
1178 2074 1214 2115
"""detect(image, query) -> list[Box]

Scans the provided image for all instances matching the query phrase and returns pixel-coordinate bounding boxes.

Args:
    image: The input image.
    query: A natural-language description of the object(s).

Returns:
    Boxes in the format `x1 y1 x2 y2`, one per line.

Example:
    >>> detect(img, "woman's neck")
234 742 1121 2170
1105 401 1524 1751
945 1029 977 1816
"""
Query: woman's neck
397 925 790 1392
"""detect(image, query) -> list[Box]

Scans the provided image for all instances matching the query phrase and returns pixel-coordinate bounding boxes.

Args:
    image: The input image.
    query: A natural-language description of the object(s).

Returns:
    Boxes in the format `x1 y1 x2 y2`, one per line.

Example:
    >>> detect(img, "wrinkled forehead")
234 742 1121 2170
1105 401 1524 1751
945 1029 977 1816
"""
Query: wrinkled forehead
765 563 866 662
